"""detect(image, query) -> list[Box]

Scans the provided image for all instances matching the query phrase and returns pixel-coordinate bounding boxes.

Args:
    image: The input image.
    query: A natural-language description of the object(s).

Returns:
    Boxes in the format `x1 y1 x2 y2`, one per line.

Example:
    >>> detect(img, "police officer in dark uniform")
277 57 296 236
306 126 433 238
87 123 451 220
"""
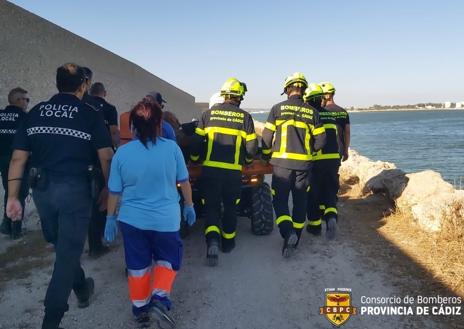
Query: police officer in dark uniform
86 81 120 257
0 87 29 239
89 82 119 148
304 83 341 239
6 63 113 329
190 78 257 266
81 67 97 107
262 73 326 257
79 68 115 257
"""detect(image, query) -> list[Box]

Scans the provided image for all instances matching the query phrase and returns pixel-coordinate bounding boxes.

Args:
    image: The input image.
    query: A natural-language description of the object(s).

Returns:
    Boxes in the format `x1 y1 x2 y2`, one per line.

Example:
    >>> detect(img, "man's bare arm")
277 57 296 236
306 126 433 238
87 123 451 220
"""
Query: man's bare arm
110 125 120 148
7 150 29 220
8 150 29 198
97 147 114 210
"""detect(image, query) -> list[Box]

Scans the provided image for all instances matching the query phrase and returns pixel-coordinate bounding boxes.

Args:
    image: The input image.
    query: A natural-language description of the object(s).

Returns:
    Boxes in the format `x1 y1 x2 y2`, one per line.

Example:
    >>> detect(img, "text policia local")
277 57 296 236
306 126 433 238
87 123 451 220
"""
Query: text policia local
359 295 462 316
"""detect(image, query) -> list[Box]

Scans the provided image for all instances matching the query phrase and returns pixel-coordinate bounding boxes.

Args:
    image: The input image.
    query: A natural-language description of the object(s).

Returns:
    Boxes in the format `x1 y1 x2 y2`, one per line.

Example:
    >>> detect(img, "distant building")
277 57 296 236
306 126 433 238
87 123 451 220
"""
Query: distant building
456 102 464 108
444 102 452 108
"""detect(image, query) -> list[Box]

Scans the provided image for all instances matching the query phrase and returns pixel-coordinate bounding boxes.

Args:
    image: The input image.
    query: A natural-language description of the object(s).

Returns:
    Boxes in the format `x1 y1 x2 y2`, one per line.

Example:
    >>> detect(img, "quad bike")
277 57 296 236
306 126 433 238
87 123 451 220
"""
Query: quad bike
120 113 274 236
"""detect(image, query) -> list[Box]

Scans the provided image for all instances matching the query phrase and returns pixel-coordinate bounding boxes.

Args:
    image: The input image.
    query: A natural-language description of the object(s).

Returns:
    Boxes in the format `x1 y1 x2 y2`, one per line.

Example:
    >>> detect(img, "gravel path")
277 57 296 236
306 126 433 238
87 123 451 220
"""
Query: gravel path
0 192 462 329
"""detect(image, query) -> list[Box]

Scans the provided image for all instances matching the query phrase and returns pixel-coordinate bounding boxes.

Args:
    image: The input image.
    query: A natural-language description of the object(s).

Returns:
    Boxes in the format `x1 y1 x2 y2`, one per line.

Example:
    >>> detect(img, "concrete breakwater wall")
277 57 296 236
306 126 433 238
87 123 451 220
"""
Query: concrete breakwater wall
340 150 464 232
0 1 198 122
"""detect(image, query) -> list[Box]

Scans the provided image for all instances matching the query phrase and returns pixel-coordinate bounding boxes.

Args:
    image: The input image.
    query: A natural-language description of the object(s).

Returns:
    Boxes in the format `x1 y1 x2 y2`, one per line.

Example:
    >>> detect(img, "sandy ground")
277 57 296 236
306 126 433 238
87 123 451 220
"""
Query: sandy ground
0 187 463 329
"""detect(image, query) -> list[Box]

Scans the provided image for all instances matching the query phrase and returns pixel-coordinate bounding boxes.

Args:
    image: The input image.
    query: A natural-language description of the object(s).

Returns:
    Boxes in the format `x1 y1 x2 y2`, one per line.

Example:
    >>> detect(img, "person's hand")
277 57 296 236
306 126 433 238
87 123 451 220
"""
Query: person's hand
342 150 349 162
104 215 118 242
98 187 109 211
6 197 23 221
183 204 196 226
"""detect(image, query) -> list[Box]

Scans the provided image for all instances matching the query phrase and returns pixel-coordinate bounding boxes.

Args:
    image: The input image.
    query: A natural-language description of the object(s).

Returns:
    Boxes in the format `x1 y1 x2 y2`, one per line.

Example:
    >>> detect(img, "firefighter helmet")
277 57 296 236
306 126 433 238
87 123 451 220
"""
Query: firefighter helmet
303 83 324 102
239 81 248 97
220 78 246 98
283 72 308 90
320 81 336 94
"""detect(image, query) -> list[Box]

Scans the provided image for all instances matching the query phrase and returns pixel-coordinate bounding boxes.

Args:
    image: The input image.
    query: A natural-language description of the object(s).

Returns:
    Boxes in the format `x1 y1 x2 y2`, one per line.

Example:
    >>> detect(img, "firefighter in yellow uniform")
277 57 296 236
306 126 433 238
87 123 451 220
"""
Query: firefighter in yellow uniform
191 78 257 266
320 82 350 162
304 83 341 239
262 73 326 257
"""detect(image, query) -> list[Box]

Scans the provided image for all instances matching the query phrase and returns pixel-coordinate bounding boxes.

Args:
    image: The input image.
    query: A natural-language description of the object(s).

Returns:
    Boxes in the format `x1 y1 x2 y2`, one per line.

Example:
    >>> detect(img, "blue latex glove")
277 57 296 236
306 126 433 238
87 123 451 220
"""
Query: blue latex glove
104 215 118 242
183 204 196 226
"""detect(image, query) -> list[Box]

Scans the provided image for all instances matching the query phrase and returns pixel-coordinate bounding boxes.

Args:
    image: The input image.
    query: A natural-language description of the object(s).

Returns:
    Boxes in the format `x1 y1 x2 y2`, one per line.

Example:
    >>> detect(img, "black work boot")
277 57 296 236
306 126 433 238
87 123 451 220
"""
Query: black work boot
151 296 176 329
75 277 95 308
326 217 338 240
10 220 23 240
41 310 64 329
306 224 322 236
221 237 235 253
282 231 298 258
0 217 11 235
294 229 303 247
134 311 151 328
206 239 219 267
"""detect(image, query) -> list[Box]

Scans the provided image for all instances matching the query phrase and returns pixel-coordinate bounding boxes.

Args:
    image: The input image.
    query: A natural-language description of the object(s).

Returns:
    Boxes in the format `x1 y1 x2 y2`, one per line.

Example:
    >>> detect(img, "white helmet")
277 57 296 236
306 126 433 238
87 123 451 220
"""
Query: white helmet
209 92 225 109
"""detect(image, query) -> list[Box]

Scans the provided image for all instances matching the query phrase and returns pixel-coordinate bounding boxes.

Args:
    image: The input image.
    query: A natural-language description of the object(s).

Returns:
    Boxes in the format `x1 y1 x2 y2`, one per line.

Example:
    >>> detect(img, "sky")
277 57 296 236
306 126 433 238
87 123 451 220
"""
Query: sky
9 0 464 109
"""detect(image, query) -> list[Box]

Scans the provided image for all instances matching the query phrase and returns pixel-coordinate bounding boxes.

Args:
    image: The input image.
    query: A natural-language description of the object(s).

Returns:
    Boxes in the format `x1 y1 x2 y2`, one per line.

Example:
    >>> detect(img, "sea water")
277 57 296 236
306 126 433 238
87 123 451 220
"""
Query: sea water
251 110 464 184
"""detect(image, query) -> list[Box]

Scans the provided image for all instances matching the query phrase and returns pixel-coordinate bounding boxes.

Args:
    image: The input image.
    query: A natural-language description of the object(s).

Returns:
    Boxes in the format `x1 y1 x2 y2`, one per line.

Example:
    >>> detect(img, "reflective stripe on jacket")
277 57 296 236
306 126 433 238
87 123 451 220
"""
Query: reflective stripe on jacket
191 102 257 170
312 106 340 161
262 95 326 170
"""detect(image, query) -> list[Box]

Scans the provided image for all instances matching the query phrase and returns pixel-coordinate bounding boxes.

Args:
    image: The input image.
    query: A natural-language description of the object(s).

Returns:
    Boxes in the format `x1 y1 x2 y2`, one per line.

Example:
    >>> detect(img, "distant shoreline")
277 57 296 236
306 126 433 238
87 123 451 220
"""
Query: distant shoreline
249 108 464 115
348 108 464 113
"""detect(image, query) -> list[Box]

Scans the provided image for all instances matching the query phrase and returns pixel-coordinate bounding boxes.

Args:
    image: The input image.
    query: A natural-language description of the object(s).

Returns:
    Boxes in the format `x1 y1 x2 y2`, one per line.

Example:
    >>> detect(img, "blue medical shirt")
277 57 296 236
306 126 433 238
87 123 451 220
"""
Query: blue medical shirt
108 138 188 232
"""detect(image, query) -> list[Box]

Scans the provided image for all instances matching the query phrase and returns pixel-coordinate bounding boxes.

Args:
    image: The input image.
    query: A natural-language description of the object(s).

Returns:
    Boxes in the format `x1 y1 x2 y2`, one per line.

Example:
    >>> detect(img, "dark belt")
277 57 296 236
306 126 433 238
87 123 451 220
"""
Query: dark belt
29 167 94 197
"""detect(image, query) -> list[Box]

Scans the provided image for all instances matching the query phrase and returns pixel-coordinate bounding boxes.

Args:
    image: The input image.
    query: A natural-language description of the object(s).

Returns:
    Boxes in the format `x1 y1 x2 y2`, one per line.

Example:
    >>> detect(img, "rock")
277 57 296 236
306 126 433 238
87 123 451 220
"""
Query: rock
409 191 464 232
397 170 455 208
340 150 397 195
398 171 464 232
340 150 464 233
365 169 408 200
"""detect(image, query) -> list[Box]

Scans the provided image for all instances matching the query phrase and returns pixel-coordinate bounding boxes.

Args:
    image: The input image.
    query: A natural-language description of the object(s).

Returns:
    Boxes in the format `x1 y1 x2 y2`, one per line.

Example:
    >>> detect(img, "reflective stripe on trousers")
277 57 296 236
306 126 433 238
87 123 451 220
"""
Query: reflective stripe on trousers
307 159 340 223
271 166 309 238
119 222 182 316
201 168 241 243
127 267 152 308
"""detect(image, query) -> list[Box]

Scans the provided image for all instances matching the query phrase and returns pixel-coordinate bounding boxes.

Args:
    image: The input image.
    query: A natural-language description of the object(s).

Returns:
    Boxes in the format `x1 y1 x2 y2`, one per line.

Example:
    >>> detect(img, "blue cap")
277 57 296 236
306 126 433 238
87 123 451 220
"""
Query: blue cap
147 91 167 105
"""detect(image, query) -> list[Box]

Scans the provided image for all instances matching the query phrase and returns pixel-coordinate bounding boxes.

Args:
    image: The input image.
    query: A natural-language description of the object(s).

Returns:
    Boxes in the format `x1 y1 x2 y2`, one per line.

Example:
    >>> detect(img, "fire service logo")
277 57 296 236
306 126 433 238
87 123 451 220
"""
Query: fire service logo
320 288 358 327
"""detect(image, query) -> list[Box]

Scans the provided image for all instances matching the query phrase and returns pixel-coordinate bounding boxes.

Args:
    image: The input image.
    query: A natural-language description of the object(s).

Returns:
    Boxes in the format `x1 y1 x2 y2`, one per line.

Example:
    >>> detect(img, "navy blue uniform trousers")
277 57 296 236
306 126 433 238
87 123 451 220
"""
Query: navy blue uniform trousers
33 175 92 316
201 167 242 245
272 165 310 239
307 160 340 226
